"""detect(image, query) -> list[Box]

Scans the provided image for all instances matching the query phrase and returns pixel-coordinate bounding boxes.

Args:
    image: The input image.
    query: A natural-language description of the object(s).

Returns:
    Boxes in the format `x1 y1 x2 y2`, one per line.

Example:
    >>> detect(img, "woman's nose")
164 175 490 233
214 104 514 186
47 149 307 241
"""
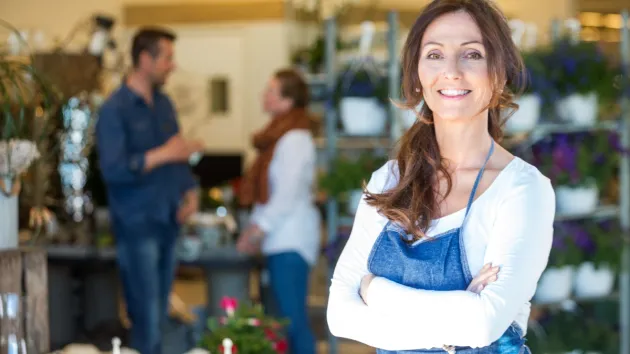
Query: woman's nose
442 58 462 80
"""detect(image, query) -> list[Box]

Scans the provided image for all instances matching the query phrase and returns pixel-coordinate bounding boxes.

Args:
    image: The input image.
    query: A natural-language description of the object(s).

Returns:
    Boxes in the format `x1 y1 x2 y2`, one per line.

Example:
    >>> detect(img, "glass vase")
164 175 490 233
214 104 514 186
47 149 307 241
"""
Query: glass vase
0 294 37 354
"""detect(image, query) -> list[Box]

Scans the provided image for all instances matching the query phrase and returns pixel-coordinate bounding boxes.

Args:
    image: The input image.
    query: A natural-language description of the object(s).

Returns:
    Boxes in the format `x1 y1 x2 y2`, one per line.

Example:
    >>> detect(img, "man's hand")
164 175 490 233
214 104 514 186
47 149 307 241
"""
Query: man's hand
146 134 205 171
466 263 500 294
177 189 199 224
236 224 264 254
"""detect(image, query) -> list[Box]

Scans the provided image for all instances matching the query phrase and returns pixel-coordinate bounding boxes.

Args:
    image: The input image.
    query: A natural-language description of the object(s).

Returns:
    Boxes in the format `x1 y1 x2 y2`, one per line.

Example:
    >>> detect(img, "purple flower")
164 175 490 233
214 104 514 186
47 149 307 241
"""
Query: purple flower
552 140 577 172
609 132 624 153
594 153 605 164
572 228 595 253
552 235 566 250
563 58 577 74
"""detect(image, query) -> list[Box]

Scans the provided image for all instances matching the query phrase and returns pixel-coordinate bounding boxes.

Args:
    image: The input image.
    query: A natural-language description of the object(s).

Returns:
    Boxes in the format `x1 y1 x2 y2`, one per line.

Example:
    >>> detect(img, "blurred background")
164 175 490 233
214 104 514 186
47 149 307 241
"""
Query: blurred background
1 0 630 353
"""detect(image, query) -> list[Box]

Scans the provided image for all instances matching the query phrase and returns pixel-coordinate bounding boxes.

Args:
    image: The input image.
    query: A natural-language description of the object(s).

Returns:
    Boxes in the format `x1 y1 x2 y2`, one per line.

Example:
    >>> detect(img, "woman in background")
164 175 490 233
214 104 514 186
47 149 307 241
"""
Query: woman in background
237 69 319 354
327 0 555 352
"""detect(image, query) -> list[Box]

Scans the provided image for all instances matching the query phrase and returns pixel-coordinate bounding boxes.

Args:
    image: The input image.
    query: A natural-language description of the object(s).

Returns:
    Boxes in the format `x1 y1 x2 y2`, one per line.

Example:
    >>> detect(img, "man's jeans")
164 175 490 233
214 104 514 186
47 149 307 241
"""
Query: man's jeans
114 219 179 354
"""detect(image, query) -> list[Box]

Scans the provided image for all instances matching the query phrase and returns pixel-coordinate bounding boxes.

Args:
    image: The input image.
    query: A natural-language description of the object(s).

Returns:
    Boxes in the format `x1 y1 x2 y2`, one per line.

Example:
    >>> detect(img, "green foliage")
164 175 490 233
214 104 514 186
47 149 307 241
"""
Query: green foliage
531 38 620 107
531 131 619 190
318 153 388 201
584 220 623 272
527 307 619 353
551 219 622 271
0 19 61 143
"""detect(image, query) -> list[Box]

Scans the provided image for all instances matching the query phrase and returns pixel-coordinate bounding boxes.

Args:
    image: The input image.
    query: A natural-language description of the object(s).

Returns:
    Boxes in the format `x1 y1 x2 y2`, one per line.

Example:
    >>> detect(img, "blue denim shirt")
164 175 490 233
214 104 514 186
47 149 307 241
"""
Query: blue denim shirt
95 84 197 226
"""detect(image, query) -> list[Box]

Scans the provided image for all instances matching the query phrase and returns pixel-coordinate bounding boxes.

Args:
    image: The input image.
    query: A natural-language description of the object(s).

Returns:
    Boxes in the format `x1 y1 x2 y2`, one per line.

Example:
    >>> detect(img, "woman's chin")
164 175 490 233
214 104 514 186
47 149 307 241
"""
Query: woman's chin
432 108 487 123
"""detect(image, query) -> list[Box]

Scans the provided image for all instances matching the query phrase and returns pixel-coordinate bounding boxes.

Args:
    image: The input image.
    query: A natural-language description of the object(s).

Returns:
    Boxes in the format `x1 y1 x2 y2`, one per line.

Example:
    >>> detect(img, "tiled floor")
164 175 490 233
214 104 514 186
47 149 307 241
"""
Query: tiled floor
172 256 374 354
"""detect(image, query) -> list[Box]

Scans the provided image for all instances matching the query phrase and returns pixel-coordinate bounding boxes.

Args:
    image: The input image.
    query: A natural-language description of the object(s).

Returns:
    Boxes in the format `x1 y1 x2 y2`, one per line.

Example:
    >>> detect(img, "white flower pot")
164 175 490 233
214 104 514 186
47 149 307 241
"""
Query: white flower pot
555 184 599 215
534 266 574 304
504 94 541 133
0 177 19 250
555 92 598 126
347 189 363 215
573 262 615 299
340 97 387 136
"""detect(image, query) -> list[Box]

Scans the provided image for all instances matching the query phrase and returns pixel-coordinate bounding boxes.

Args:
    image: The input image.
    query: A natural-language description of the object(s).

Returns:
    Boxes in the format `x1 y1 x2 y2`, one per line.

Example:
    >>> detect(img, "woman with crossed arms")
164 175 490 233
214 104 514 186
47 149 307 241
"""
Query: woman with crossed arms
327 0 555 353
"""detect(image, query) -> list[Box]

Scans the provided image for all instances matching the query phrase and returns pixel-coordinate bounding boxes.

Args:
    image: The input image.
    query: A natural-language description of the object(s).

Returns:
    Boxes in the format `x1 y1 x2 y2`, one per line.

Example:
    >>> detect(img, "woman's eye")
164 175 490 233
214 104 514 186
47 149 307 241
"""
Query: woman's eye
427 53 441 60
466 52 483 60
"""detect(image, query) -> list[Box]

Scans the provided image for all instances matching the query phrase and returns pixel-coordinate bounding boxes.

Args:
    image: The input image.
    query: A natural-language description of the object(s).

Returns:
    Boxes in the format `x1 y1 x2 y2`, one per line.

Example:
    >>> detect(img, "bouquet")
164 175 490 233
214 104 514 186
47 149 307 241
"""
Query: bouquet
200 297 289 354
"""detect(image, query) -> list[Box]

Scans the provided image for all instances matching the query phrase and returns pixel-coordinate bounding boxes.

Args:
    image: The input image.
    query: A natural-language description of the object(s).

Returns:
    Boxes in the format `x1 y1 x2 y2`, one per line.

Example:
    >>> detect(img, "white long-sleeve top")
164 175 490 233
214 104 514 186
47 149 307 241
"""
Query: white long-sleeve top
250 129 321 266
327 157 555 350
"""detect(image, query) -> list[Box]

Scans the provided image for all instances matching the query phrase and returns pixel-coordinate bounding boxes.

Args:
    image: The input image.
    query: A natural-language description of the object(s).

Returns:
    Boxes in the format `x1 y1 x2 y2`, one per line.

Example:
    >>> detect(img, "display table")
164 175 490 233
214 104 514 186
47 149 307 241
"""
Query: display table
46 245 258 351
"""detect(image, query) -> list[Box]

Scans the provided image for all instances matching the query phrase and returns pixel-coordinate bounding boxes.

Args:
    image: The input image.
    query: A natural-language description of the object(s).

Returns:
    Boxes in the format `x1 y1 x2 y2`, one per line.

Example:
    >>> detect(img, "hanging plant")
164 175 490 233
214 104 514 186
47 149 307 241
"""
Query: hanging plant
332 65 389 107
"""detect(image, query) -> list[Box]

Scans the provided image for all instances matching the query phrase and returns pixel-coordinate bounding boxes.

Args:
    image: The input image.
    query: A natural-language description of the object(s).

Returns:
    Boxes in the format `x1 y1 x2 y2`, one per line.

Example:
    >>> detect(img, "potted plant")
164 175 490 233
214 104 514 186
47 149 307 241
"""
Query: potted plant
319 152 388 215
0 21 59 249
200 297 289 354
541 38 618 126
503 49 547 133
531 132 619 215
333 65 389 136
572 219 621 299
534 221 583 304
527 309 619 353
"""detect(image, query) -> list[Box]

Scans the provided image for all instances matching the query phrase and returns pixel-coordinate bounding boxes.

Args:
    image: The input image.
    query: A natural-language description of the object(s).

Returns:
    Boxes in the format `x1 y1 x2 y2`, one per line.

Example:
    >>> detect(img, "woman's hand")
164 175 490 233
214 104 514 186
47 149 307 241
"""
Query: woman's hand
359 263 498 305
360 274 376 304
236 224 264 254
466 263 500 294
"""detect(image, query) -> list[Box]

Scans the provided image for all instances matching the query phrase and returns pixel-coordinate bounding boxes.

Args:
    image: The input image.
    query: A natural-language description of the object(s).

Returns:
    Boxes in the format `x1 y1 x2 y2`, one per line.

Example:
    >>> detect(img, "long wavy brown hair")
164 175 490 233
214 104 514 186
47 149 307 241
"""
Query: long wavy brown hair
365 0 526 241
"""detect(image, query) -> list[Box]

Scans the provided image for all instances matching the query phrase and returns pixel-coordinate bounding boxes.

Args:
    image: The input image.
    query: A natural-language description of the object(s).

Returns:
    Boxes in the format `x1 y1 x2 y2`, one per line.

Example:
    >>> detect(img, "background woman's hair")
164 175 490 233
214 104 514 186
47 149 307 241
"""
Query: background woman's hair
274 68 310 108
365 0 526 240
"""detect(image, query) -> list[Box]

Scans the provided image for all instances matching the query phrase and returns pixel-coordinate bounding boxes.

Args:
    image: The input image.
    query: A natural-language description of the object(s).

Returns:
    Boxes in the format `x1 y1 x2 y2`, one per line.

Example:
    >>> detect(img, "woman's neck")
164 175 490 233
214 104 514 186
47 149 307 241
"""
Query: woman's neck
433 112 492 170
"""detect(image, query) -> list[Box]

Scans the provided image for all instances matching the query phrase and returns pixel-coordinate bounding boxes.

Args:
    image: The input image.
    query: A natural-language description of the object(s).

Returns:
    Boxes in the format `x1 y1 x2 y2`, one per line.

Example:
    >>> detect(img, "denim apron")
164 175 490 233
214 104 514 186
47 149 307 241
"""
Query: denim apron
367 141 530 354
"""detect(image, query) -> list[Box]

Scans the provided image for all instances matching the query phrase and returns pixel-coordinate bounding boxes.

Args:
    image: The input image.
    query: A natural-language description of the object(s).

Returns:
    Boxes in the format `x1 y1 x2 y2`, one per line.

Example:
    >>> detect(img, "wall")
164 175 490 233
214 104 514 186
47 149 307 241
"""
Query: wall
0 0 122 50
120 22 291 160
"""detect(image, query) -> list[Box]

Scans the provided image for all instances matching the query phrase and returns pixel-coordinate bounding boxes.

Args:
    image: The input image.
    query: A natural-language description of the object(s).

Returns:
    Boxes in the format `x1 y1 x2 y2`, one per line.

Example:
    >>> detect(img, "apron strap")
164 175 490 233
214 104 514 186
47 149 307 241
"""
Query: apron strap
463 140 495 218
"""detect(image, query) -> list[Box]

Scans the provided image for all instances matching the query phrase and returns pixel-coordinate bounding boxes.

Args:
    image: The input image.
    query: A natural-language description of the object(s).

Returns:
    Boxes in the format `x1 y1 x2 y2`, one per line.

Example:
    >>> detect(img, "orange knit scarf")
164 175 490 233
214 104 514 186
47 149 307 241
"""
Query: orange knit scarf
239 108 311 206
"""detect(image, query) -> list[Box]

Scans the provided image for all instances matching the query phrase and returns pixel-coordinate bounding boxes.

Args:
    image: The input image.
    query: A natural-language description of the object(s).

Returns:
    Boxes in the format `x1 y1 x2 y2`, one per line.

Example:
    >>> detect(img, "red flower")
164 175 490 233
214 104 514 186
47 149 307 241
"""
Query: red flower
220 296 238 316
219 344 238 353
264 328 276 340
274 339 288 353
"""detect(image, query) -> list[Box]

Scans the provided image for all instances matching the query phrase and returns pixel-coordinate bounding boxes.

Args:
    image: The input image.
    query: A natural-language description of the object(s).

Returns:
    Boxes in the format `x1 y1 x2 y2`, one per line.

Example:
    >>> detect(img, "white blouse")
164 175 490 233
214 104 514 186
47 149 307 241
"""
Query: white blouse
327 157 555 350
250 130 321 266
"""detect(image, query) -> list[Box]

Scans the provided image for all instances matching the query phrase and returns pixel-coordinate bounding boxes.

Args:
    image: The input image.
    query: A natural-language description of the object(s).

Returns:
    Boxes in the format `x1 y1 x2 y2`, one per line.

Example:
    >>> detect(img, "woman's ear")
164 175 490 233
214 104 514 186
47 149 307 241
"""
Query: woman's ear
282 97 295 111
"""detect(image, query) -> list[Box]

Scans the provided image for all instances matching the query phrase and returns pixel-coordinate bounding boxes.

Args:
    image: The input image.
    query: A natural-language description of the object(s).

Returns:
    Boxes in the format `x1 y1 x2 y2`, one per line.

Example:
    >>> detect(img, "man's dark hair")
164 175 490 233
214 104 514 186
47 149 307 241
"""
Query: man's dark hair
131 27 176 68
